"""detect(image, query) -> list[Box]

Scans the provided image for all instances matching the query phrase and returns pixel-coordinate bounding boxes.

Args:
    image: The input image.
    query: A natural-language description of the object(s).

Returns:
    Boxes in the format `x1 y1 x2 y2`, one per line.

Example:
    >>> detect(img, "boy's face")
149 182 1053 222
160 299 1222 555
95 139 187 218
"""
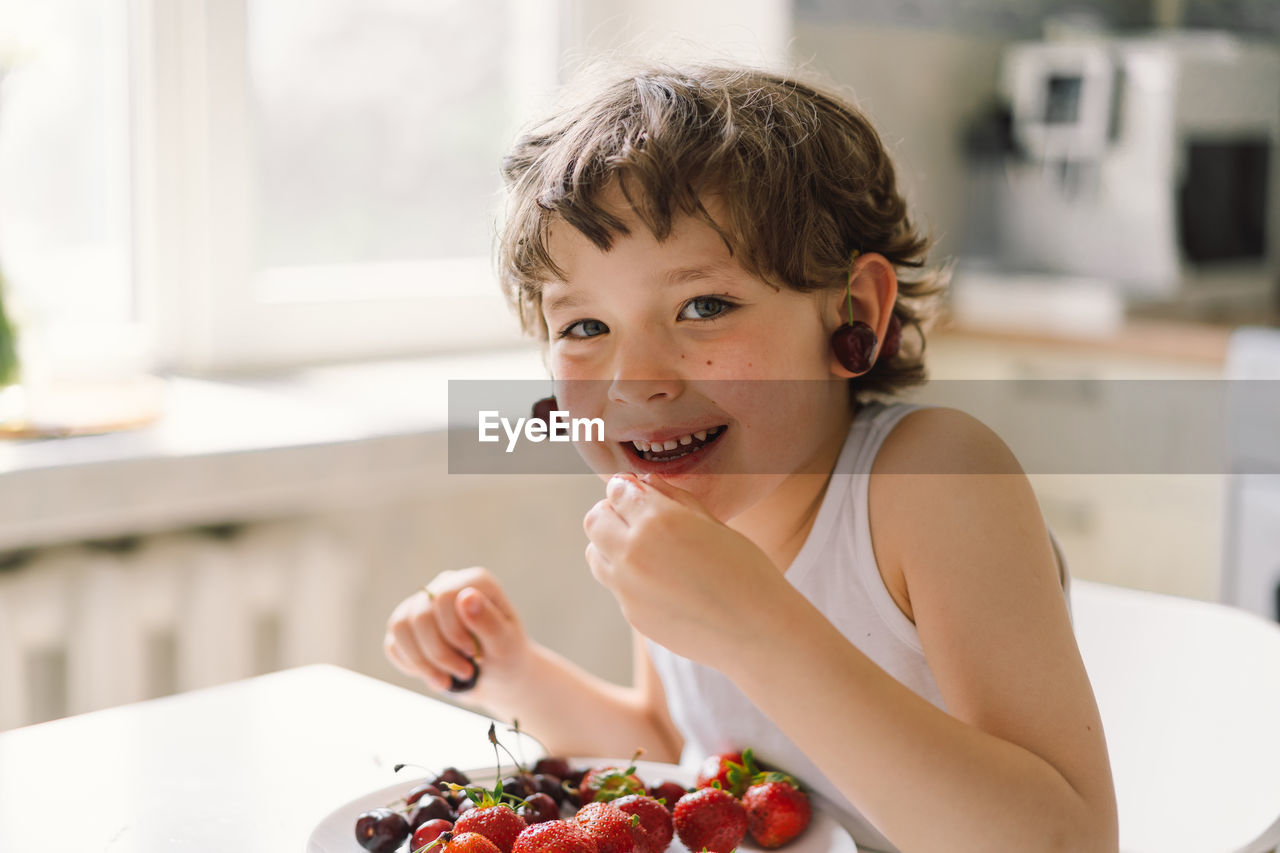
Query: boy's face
540 189 855 522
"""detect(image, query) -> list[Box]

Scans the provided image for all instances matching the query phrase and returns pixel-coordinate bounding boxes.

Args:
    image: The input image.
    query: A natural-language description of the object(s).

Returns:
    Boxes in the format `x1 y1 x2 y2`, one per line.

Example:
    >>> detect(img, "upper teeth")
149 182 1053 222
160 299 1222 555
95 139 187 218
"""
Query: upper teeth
632 426 721 453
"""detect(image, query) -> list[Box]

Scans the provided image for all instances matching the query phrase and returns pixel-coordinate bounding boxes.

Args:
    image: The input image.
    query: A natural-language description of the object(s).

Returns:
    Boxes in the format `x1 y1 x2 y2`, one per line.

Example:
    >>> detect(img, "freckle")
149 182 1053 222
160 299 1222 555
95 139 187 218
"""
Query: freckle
681 354 686 359
747 362 753 367
706 360 713 366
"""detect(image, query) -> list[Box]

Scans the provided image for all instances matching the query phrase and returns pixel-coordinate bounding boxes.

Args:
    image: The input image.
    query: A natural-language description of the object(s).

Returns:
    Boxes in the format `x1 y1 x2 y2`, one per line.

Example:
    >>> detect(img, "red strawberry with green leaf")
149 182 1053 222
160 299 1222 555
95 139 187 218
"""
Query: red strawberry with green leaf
742 773 811 848
512 820 600 853
612 795 673 853
573 801 647 853
454 806 527 853
694 749 760 798
672 787 747 853
438 831 504 853
577 762 645 805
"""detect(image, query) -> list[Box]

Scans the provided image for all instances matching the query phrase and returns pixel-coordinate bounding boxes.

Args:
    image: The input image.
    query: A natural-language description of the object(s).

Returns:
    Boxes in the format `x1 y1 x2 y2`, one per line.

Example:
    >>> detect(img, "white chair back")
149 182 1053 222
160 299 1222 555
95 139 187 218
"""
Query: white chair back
1072 579 1280 853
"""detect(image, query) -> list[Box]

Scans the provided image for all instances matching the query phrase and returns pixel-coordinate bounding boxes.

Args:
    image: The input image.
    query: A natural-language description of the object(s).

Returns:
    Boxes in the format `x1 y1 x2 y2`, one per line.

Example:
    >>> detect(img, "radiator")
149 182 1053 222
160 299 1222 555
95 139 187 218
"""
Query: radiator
0 518 356 731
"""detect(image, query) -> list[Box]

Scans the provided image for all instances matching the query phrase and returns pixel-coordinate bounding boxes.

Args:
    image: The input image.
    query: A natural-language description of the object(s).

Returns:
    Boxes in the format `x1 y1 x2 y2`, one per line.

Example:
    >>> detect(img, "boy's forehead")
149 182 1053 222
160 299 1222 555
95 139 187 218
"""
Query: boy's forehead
544 215 738 291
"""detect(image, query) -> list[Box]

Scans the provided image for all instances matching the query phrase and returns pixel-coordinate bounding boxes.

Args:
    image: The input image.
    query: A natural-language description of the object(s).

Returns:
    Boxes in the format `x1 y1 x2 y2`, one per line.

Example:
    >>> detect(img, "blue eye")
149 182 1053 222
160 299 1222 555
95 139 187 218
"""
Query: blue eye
558 318 608 339
679 296 735 321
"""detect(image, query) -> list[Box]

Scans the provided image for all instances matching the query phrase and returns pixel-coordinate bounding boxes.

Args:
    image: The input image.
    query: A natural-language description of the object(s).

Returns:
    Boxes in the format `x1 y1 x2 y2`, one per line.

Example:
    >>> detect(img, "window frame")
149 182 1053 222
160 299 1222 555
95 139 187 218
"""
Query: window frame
128 0 565 374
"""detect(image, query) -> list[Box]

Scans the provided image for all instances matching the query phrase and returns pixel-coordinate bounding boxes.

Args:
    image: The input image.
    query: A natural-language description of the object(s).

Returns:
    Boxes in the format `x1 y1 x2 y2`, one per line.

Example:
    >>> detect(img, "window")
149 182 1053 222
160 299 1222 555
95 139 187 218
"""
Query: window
136 0 564 373
0 0 136 376
2 1 557 378
4 0 788 376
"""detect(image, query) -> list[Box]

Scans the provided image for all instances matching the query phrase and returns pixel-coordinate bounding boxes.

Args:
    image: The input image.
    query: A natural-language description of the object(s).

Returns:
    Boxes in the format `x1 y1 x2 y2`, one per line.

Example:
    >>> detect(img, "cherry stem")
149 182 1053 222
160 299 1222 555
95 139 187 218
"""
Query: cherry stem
395 762 440 777
489 721 524 774
507 720 552 768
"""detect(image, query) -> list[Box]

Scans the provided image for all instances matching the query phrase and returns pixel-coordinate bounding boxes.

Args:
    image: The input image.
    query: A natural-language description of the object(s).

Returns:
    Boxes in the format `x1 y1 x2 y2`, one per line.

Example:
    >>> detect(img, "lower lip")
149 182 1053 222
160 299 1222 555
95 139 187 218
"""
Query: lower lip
621 430 725 477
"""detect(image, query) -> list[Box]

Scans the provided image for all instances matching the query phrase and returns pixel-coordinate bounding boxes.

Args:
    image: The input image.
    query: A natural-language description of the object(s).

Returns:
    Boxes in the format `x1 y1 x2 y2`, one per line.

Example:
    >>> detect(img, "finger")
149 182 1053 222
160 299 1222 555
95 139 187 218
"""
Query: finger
405 605 480 682
434 587 481 658
449 567 519 623
635 472 707 511
584 498 629 554
604 473 646 521
389 621 452 691
584 541 613 586
386 638 450 690
384 634 417 677
456 588 515 658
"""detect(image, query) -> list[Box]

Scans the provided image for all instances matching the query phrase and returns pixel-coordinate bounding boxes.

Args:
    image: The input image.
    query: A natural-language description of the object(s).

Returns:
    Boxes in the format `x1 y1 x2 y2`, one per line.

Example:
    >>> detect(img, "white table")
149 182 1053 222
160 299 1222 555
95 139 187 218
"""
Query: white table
0 665 505 852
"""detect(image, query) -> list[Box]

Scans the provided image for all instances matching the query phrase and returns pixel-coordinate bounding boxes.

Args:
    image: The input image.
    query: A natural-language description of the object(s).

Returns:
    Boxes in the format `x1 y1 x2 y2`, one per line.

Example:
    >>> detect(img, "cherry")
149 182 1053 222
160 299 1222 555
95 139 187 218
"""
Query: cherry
530 396 558 427
455 798 477 817
499 774 533 801
531 773 566 805
412 818 455 851
647 781 690 809
449 657 480 692
354 808 410 853
410 794 454 830
517 792 560 824
433 767 471 789
830 322 877 374
533 757 572 780
880 313 903 360
408 782 446 806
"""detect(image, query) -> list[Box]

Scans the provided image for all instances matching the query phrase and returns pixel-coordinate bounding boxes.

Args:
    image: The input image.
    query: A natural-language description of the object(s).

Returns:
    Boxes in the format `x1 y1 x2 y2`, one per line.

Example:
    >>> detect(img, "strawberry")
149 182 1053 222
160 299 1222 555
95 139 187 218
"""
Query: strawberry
694 753 743 792
694 749 760 798
578 765 645 805
454 805 527 853
573 801 647 853
672 788 747 853
742 775 811 848
612 795 673 853
440 832 504 853
512 820 600 853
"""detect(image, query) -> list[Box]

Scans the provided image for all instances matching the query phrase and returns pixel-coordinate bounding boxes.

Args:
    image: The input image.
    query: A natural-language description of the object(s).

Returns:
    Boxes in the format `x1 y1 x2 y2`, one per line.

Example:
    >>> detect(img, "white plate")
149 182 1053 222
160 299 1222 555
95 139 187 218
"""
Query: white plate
307 758 859 853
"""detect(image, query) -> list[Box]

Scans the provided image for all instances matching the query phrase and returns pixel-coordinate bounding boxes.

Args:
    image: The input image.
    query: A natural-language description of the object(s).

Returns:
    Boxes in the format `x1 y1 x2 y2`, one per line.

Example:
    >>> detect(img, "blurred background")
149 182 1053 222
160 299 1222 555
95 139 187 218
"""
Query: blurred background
0 0 1277 731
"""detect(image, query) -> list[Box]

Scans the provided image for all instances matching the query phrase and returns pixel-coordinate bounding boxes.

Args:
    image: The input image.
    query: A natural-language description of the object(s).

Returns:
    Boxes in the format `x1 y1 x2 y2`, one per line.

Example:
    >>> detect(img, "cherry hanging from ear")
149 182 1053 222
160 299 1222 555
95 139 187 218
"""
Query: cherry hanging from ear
880 313 902 361
530 396 557 426
831 314 902 374
831 321 878 374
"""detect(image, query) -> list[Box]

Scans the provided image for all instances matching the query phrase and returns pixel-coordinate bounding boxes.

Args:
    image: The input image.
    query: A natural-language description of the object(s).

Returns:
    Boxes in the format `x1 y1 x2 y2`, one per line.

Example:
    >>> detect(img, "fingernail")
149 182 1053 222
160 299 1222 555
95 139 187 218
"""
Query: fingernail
608 473 638 496
463 593 483 616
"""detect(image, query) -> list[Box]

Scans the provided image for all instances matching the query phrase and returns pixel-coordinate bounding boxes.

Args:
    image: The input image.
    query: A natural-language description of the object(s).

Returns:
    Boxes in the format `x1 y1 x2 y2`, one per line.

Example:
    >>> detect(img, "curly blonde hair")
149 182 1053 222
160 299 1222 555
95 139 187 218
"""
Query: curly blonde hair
497 62 946 398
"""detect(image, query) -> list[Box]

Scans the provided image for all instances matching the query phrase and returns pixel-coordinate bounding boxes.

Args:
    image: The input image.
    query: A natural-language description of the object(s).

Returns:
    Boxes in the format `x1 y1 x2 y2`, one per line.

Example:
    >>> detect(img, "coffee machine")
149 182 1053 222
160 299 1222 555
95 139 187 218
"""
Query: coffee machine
976 32 1280 313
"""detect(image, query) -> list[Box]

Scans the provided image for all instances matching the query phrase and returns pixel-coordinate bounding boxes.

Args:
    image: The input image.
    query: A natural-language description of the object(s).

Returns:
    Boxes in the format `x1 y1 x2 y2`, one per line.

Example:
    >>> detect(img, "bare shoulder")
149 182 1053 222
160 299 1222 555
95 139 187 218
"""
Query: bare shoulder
867 406 1048 622
868 409 1117 841
873 405 1024 477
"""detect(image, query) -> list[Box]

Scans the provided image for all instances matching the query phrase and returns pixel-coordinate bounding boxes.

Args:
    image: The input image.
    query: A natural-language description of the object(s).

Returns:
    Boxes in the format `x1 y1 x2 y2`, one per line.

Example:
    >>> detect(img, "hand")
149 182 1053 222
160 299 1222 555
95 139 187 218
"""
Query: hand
384 566 530 700
583 474 790 666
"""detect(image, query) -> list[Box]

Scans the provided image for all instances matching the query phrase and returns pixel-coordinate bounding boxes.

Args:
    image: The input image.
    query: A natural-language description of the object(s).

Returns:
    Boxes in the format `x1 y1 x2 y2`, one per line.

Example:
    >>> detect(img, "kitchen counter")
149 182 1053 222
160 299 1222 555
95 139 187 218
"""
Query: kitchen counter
933 315 1239 366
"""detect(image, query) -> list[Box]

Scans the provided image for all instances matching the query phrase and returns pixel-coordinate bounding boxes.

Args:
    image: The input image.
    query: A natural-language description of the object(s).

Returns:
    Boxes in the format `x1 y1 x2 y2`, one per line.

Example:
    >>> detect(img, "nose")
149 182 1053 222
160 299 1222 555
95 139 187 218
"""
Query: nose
607 332 684 405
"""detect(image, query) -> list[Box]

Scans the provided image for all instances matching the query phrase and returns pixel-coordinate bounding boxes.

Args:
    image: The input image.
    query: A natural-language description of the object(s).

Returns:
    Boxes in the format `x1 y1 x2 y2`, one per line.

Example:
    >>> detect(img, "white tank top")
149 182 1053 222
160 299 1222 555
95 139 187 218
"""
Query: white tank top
646 401 1071 853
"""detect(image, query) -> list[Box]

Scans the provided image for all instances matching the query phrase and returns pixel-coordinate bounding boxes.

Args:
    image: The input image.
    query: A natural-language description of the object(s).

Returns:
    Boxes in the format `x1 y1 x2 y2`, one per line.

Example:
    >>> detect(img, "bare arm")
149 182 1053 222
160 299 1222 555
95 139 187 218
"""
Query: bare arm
722 409 1118 852
584 409 1117 853
470 630 682 761
386 567 680 760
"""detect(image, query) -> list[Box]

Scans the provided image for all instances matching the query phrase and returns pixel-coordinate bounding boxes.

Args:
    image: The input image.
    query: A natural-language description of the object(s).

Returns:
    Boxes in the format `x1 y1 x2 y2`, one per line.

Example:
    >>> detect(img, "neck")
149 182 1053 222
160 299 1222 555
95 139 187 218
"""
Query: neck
728 403 856 572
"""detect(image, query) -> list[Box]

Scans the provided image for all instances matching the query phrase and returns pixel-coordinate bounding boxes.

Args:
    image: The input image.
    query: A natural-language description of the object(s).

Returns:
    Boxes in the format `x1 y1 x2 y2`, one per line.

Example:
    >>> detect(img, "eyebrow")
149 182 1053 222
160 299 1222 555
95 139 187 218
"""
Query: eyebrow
543 262 731 315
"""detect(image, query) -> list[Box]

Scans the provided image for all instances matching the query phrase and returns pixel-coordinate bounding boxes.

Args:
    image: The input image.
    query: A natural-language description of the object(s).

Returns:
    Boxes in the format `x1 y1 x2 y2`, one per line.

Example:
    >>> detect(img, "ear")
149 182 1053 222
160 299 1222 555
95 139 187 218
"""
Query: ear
826 252 899 379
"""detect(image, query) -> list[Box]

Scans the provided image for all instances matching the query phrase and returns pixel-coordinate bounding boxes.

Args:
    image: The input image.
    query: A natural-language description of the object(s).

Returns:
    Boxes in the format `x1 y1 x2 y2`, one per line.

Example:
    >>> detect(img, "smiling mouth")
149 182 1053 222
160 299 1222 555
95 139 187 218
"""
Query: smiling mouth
624 426 727 462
